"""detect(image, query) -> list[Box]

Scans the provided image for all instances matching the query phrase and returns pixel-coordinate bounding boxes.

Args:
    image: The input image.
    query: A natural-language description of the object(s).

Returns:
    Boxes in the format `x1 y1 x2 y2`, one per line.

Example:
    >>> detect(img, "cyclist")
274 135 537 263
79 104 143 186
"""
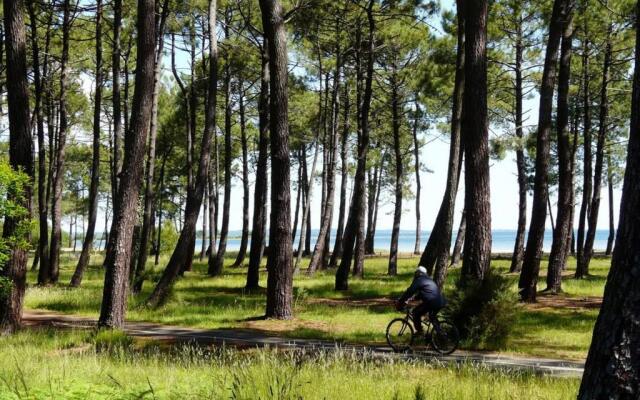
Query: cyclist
396 266 446 336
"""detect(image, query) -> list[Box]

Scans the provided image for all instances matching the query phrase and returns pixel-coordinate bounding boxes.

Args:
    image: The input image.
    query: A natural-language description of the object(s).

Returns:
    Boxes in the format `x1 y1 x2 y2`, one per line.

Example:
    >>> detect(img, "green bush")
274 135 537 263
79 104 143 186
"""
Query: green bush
158 221 179 254
447 270 518 350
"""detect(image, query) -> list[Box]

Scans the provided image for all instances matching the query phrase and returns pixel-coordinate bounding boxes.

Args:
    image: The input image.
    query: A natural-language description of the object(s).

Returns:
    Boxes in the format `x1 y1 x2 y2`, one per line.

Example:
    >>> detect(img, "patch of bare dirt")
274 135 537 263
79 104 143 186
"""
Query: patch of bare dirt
527 295 602 310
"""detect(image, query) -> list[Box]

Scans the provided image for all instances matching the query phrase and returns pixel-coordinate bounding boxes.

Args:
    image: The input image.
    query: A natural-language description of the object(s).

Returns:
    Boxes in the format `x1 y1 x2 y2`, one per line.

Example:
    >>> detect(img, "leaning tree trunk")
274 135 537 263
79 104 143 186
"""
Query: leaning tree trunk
147 0 218 307
71 0 104 287
27 0 51 286
260 0 294 319
459 0 491 284
578 24 612 278
518 0 569 301
98 0 156 328
388 67 403 276
232 94 250 267
131 0 169 293
328 83 351 269
449 211 466 269
576 33 592 276
335 1 374 290
210 26 232 276
0 0 33 335
246 44 270 290
510 8 527 274
546 12 575 293
605 154 615 255
426 0 465 285
412 100 422 255
577 3 640 394
308 43 341 274
48 0 72 284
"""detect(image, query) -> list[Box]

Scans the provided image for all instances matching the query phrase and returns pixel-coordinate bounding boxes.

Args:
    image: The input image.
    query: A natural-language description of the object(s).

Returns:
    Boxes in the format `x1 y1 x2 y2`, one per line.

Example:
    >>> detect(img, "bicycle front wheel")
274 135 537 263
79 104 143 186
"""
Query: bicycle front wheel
431 320 459 355
386 318 414 352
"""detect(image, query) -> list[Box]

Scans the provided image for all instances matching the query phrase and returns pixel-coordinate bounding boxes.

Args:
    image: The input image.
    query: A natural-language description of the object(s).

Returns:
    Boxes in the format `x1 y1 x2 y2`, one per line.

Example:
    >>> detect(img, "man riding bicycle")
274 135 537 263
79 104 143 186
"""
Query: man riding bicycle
396 266 446 335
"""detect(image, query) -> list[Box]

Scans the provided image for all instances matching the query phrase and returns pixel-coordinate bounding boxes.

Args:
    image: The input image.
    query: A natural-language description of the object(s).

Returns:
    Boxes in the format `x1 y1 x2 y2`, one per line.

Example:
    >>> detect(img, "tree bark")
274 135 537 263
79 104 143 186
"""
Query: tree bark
0 0 33 334
291 153 302 243
112 0 123 209
518 0 569 301
577 4 640 394
578 24 612 278
260 0 293 319
232 93 250 266
71 0 104 287
98 0 156 328
336 1 374 290
131 0 169 293
546 11 575 293
148 0 218 307
246 42 270 290
459 0 491 284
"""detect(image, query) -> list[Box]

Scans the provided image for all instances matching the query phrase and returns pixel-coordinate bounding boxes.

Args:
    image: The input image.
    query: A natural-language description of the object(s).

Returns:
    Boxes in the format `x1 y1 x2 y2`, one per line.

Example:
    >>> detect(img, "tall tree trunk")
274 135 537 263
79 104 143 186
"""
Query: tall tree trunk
0 0 33 334
131 0 169 293
246 43 270 290
49 0 73 284
148 0 218 307
518 0 569 301
388 67 403 276
112 0 123 208
605 154 615 255
154 150 168 266
335 1 374 290
210 16 232 276
99 0 156 328
291 154 302 243
510 7 527 274
412 100 422 255
578 24 612 277
328 83 350 269
308 41 341 274
260 0 293 319
450 211 466 268
294 142 320 273
233 93 250 267
27 0 51 286
546 11 575 293
425 0 465 285
71 0 104 287
459 0 491 284
576 32 592 274
578 3 640 394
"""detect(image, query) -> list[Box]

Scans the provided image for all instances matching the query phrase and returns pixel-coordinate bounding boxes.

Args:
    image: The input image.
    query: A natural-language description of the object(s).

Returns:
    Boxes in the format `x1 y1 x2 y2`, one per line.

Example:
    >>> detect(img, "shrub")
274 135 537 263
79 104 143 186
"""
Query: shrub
446 270 518 350
92 329 134 354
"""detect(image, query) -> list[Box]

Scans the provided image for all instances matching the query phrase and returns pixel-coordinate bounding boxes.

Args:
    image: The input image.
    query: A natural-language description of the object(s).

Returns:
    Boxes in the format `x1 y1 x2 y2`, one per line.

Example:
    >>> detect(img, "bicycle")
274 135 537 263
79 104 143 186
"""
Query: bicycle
386 306 460 355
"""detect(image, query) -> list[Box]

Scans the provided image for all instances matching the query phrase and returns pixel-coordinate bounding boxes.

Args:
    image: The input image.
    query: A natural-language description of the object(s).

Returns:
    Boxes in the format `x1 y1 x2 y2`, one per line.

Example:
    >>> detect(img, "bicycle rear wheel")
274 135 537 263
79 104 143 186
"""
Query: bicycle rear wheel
431 320 459 355
386 318 414 352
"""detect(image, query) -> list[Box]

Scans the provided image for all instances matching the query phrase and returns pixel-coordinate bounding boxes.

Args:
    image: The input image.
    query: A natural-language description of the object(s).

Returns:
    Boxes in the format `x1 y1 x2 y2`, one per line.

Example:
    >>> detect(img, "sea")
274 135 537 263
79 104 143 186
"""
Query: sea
89 228 612 253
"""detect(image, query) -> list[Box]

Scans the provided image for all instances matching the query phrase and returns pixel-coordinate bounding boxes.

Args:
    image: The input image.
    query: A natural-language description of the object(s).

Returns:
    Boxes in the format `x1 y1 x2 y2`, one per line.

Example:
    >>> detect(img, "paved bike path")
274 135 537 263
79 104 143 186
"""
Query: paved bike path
23 310 584 378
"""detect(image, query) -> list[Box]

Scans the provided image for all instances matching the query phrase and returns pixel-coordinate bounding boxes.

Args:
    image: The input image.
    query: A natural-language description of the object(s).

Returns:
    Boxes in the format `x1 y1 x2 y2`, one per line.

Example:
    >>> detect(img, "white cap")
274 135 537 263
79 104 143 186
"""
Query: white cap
416 266 427 275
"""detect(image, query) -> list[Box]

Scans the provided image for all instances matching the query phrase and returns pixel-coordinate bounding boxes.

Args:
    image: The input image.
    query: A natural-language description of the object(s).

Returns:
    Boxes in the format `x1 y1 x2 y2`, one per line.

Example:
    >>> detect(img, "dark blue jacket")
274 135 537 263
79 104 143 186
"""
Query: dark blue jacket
398 273 443 305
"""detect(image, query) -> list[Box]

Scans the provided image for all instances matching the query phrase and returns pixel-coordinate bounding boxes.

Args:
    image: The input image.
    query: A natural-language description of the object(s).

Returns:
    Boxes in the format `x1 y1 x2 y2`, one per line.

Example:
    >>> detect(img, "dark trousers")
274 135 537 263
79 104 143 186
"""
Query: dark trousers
411 300 442 333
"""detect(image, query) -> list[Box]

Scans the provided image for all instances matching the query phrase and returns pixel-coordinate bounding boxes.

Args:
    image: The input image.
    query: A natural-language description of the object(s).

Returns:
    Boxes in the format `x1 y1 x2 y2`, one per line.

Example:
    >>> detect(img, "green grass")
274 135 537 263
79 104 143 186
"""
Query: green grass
24 251 610 360
0 328 579 399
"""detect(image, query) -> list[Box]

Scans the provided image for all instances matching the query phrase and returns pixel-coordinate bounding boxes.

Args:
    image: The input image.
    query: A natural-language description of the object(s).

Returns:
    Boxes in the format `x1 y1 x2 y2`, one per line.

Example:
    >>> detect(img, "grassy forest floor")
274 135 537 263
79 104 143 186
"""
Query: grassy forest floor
23 252 606 361
0 252 606 398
